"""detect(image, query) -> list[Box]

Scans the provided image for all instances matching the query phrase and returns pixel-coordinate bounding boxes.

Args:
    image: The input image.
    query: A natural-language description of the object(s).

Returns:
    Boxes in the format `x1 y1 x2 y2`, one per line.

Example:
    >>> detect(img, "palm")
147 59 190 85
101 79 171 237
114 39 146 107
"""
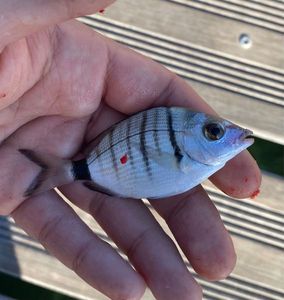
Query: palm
1 22 103 139
0 18 261 300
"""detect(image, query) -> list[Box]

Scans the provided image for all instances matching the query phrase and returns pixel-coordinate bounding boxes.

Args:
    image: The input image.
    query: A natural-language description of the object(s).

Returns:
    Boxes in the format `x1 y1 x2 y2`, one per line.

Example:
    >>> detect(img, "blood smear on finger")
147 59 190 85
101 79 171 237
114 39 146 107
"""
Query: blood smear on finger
250 189 260 199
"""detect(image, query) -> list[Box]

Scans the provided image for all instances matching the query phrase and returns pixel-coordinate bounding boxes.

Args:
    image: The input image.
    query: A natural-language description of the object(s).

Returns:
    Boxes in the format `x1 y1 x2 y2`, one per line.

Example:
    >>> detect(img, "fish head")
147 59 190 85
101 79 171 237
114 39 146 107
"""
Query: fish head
183 112 254 166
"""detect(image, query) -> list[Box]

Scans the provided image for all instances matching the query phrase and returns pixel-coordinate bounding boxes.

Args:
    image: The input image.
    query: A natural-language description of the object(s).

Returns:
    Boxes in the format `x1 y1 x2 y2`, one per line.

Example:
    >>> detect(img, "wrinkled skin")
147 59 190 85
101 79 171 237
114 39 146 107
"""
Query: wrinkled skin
0 1 261 299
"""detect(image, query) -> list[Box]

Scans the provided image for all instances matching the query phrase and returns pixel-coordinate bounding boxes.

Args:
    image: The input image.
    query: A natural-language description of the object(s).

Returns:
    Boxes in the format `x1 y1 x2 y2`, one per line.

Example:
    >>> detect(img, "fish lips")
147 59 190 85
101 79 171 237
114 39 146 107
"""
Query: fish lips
240 129 254 147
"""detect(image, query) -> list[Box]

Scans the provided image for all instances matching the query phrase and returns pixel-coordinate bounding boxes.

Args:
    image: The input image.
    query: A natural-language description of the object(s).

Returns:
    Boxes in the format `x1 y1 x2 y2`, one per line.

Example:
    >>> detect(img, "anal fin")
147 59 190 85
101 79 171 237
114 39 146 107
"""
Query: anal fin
83 181 114 197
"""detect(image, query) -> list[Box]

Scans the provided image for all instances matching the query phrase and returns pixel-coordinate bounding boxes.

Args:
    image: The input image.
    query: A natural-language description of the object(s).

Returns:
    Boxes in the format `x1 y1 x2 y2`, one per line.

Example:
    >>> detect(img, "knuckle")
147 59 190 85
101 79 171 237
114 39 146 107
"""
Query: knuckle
163 186 202 225
37 215 63 244
88 193 109 219
71 239 94 273
71 240 145 300
126 226 154 260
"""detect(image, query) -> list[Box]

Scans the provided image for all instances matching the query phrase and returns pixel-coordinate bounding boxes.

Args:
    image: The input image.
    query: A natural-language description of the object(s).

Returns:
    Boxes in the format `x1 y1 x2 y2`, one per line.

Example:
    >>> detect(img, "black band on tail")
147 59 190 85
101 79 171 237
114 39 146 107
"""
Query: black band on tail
72 159 91 181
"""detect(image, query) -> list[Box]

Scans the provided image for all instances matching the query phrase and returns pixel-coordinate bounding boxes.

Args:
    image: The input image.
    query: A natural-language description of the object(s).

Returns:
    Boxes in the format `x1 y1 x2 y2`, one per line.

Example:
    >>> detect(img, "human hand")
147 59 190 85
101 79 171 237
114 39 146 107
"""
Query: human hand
0 1 261 299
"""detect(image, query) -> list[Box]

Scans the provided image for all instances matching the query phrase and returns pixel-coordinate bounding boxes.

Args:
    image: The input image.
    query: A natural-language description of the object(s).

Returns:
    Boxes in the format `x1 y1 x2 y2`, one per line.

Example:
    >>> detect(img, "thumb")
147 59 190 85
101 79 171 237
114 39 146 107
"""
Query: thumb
0 0 115 49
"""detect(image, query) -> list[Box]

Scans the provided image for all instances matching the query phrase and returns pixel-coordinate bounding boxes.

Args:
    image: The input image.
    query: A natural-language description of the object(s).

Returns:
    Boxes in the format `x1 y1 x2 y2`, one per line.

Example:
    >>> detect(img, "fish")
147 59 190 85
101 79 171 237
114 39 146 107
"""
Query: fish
19 107 254 199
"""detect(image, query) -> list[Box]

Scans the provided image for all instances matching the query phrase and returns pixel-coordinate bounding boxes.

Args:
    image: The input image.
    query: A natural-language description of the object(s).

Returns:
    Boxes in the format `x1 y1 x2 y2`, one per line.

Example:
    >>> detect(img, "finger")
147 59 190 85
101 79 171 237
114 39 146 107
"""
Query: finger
150 186 236 281
210 151 262 199
0 0 115 49
0 20 107 137
100 42 261 197
104 42 213 114
11 190 145 300
60 183 202 300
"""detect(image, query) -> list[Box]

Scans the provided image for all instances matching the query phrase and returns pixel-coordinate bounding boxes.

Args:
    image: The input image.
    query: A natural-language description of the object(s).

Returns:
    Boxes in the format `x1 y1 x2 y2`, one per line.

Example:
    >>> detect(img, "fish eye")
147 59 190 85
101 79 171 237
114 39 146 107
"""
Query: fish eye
203 123 225 141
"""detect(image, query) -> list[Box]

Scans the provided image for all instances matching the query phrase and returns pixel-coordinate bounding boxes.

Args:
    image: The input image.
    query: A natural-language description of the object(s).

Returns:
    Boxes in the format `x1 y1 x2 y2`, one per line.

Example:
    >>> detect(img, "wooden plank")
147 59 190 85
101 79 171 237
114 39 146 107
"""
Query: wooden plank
0 237 109 300
1 212 284 300
205 171 284 211
146 190 284 290
254 171 284 211
103 0 284 68
78 15 284 145
163 0 284 33
0 173 283 300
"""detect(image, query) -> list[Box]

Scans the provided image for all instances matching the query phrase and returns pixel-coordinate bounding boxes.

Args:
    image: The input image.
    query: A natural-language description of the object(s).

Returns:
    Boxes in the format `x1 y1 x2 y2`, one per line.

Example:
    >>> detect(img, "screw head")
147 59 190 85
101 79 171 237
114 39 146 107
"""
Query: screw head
239 33 252 49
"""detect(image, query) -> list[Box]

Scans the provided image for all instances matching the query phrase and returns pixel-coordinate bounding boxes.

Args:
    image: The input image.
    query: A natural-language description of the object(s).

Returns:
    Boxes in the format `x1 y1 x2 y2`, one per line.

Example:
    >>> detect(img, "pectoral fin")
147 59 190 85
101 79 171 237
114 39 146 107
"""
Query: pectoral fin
132 142 191 174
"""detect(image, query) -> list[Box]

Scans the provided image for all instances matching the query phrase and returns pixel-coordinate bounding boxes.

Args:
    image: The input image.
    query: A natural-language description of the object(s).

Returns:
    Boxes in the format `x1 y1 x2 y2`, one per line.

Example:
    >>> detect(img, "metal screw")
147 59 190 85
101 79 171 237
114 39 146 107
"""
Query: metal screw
239 33 252 49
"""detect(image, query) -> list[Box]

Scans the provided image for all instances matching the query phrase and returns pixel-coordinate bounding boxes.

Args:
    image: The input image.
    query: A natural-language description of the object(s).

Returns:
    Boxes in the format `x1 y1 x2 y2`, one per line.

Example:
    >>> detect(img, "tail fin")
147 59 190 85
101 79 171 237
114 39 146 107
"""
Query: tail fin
19 149 74 197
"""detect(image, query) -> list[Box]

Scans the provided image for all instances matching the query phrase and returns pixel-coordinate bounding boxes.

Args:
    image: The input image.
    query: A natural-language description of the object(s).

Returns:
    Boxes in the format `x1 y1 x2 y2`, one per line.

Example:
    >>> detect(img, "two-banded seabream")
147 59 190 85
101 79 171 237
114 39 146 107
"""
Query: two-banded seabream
19 107 254 199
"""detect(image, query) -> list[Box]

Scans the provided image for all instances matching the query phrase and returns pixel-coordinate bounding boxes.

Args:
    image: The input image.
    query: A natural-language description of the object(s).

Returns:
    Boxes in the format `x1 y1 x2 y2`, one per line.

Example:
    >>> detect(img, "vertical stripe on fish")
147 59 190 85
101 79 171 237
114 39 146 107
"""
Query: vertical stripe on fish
167 108 183 165
153 108 162 156
126 117 135 170
140 110 152 178
108 126 119 177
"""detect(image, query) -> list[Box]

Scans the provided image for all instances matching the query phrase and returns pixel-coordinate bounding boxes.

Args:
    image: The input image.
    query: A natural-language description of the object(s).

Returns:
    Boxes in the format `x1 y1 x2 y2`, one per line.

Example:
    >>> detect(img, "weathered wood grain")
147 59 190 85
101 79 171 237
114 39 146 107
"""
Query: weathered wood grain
1 208 284 300
0 171 283 300
205 171 284 211
164 0 284 33
78 14 284 145
103 0 284 68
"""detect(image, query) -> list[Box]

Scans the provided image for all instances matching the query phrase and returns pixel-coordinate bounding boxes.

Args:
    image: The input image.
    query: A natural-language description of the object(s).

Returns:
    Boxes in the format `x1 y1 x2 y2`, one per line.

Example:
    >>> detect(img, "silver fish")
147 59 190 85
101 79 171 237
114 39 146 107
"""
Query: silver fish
19 107 254 199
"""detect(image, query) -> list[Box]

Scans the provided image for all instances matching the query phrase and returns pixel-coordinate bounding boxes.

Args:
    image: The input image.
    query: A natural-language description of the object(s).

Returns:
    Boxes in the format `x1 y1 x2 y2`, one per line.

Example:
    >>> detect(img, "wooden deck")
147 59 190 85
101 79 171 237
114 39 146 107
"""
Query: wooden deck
1 172 284 300
0 1 283 299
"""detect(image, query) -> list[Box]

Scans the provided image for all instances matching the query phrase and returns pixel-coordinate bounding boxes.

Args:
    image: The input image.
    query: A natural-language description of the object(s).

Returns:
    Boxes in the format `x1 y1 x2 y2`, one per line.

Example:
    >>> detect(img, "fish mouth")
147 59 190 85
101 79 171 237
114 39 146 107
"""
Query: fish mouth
241 129 254 145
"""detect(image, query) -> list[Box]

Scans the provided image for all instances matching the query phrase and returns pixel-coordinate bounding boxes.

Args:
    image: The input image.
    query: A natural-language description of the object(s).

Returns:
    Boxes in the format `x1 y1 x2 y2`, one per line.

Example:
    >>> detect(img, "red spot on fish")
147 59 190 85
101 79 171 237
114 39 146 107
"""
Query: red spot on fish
229 187 236 193
244 177 248 183
250 189 260 199
0 93 6 98
99 9 105 13
120 154 128 164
